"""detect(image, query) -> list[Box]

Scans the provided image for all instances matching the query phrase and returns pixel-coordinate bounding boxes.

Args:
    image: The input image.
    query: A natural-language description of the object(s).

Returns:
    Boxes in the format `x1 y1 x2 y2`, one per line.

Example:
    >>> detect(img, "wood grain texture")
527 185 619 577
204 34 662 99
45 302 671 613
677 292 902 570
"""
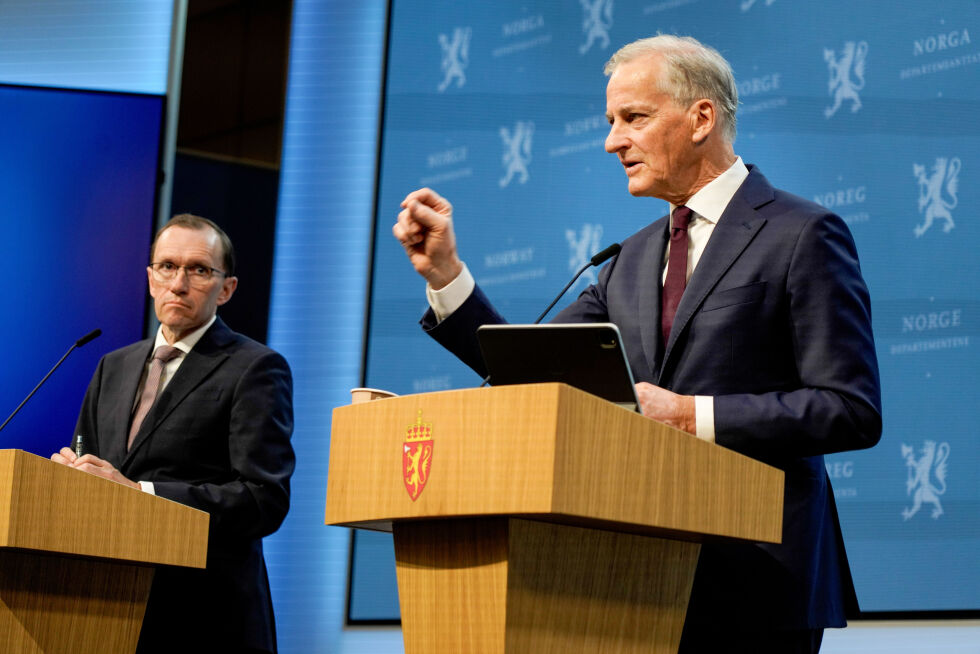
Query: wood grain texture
394 518 509 654
0 449 208 568
393 518 698 654
0 549 152 654
327 384 782 544
328 386 560 524
337 387 786 654
550 387 782 541
507 519 698 654
0 450 210 653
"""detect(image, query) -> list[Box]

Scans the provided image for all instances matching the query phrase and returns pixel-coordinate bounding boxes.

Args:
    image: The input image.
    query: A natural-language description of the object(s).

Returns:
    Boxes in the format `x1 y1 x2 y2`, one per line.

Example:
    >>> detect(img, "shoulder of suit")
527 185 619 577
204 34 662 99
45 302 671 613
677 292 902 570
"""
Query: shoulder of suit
101 337 152 363
737 168 840 226
209 322 288 365
765 187 845 226
622 213 670 247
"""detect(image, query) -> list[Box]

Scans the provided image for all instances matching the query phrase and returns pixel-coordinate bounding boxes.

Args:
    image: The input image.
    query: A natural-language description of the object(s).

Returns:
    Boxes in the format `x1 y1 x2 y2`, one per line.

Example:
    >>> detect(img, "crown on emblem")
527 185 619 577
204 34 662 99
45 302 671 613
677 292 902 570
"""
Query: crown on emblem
405 410 433 442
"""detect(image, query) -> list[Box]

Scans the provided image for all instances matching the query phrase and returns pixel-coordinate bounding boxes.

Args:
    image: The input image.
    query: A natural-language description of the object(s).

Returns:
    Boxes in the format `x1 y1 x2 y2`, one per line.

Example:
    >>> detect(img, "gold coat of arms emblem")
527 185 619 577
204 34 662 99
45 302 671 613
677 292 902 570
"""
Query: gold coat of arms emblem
403 411 433 501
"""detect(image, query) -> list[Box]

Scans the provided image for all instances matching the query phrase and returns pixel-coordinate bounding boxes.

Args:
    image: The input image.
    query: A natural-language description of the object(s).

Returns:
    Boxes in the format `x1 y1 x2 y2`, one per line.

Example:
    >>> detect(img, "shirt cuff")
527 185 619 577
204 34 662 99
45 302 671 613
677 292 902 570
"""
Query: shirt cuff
138 480 156 495
425 263 475 322
694 395 715 443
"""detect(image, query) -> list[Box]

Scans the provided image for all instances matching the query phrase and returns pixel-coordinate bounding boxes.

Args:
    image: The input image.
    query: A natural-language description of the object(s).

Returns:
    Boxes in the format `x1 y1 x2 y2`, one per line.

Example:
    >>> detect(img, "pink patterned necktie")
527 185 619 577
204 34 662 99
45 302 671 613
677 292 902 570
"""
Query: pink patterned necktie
661 206 692 346
128 345 180 449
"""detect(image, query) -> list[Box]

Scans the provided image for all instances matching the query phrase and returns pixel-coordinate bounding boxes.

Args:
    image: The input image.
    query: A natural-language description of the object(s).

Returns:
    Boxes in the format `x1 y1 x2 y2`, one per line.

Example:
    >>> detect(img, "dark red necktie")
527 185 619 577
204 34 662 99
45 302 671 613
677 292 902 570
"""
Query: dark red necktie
661 205 692 346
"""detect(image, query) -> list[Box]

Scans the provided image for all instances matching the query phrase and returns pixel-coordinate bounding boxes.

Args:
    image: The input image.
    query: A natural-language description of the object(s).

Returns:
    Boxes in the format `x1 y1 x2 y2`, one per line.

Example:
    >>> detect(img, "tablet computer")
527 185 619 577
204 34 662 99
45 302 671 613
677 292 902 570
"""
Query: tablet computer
476 322 639 410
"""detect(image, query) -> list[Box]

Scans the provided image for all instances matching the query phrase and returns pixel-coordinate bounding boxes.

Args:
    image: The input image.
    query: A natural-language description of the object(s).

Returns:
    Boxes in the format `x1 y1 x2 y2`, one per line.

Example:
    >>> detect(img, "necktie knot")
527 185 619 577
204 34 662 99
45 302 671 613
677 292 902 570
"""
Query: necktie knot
153 345 181 364
671 205 692 234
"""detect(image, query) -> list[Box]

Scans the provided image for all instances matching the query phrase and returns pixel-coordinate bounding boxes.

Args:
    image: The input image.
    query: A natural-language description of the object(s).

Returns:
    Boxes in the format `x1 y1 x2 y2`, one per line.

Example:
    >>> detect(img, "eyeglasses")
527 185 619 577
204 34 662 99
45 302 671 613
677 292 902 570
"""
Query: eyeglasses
149 262 226 286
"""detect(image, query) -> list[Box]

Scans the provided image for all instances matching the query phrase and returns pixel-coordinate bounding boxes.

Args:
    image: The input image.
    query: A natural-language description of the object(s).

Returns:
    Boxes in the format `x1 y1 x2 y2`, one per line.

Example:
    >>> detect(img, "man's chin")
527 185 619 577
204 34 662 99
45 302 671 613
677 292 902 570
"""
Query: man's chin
626 182 655 197
158 313 194 334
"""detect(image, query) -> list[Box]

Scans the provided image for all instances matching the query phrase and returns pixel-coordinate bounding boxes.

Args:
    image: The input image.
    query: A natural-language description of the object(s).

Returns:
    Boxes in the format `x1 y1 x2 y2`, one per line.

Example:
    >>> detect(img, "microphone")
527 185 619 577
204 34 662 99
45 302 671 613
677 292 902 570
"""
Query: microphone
0 328 102 433
75 329 102 347
532 243 621 324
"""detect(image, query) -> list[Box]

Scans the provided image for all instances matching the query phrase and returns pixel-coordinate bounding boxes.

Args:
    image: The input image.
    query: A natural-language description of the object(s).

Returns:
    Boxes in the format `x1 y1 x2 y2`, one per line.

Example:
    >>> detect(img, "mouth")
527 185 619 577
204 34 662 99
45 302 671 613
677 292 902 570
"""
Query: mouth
622 160 642 175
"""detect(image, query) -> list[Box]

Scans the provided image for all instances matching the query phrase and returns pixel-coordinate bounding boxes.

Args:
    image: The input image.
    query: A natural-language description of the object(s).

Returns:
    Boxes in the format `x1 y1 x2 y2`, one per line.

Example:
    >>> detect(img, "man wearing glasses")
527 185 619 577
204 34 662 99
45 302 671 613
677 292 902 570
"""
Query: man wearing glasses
51 214 295 654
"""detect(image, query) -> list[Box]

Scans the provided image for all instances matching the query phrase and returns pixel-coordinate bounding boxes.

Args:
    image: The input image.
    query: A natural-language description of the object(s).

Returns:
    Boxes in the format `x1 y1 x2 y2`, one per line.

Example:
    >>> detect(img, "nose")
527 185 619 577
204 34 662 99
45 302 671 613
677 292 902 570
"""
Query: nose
167 266 191 293
605 121 626 154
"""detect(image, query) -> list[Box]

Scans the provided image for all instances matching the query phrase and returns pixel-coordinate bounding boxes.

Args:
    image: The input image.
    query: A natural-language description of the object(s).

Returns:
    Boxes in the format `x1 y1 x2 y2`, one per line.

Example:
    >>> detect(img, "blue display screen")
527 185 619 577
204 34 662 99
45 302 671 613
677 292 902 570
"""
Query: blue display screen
0 84 162 457
353 0 980 618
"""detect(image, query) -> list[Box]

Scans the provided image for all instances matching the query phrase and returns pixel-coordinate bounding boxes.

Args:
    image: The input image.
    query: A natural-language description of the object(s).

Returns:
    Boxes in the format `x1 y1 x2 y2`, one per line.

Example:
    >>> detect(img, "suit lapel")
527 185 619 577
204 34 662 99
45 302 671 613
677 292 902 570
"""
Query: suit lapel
124 320 234 464
639 221 669 377
658 168 774 382
103 341 154 466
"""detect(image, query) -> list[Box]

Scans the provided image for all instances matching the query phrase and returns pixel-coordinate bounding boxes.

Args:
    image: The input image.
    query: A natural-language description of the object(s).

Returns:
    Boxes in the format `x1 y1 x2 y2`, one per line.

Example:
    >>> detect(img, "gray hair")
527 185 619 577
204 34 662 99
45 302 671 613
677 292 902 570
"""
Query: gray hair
604 35 738 142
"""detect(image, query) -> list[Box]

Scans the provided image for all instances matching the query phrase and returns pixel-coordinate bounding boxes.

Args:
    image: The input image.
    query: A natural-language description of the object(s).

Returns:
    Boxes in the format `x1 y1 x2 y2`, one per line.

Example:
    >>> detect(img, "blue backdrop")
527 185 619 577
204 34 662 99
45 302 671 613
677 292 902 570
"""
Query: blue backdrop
356 0 980 616
0 0 172 461
0 84 163 458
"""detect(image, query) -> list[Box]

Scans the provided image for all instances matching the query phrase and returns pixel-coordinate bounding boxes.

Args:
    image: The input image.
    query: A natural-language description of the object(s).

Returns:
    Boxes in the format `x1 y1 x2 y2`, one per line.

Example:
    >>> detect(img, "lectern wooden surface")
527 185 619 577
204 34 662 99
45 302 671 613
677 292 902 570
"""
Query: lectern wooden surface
326 384 784 654
393 517 701 654
327 383 782 542
0 449 209 654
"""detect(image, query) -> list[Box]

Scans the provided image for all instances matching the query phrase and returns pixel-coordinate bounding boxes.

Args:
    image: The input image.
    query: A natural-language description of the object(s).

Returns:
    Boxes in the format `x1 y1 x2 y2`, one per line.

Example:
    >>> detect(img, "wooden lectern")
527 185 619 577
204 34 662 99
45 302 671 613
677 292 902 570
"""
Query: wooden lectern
0 449 209 654
326 383 784 654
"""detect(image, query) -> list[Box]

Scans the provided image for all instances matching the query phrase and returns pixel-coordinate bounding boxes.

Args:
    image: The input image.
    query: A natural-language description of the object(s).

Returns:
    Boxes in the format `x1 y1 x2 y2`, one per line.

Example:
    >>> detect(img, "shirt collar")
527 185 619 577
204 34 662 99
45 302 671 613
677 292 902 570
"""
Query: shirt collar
669 156 749 225
153 314 217 355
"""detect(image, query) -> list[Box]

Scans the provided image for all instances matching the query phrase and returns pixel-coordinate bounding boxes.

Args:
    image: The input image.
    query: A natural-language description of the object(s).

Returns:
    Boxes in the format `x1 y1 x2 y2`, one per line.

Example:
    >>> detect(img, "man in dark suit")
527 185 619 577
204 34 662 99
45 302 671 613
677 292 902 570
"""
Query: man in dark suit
393 35 881 653
51 214 294 654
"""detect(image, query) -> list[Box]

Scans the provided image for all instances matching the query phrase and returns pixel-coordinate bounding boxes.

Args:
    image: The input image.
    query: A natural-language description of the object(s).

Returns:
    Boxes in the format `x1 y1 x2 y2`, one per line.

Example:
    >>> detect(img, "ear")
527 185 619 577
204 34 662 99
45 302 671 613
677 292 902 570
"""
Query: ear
689 99 716 144
147 266 158 298
216 275 238 306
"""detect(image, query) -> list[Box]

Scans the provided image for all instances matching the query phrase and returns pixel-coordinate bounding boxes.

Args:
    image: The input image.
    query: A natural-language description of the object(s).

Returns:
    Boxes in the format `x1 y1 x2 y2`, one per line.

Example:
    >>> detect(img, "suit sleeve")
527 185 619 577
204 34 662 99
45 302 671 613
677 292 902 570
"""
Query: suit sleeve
712 212 882 461
421 285 507 377
152 350 295 543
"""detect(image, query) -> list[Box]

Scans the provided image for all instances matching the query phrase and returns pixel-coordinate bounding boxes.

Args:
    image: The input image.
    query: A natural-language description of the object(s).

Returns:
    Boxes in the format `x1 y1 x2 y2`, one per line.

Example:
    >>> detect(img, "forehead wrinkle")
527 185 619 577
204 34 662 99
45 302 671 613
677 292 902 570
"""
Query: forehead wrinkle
608 57 670 101
154 229 222 268
155 247 215 266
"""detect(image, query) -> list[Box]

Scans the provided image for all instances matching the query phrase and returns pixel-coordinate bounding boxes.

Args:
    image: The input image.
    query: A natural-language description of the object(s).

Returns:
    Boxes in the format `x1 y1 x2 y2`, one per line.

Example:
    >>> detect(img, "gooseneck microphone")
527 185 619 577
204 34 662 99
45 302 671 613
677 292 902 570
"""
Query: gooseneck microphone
0 328 102 433
74 329 102 348
479 243 622 387
532 242 622 324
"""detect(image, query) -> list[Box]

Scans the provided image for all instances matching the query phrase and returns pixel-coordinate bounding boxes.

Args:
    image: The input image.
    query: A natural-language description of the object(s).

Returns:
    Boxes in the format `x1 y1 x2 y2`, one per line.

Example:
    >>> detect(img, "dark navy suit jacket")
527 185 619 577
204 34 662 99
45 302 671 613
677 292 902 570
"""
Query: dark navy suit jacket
74 317 295 653
422 166 882 630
